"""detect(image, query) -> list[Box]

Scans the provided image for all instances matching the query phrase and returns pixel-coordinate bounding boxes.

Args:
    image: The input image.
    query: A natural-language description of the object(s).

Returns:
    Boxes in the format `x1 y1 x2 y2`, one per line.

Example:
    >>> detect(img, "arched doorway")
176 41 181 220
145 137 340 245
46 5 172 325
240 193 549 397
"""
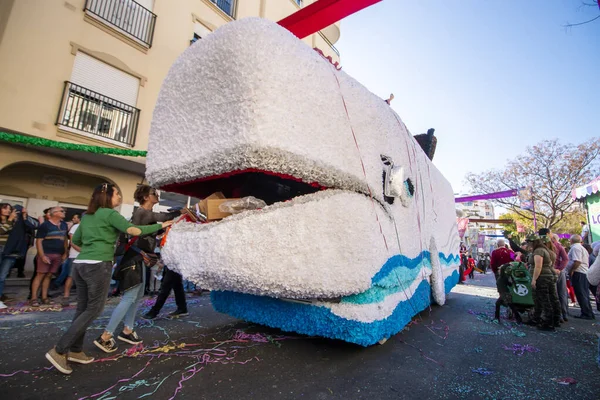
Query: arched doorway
0 162 120 281
0 161 119 218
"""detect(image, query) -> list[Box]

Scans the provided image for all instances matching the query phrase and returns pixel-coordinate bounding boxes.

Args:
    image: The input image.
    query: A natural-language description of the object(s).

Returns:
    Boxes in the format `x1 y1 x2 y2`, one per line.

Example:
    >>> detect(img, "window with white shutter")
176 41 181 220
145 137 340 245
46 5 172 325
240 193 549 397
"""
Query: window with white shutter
57 52 141 147
70 52 139 106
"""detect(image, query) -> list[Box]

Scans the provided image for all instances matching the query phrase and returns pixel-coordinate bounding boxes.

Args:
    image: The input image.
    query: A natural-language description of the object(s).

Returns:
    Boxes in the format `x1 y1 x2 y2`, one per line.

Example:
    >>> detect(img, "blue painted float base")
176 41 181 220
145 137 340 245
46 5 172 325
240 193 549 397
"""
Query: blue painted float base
211 270 459 347
445 269 460 294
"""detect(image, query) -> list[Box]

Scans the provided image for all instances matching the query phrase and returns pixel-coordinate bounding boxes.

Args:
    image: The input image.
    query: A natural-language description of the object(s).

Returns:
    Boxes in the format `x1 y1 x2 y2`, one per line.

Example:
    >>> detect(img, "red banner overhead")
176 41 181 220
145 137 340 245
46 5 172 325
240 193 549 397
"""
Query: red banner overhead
278 0 382 39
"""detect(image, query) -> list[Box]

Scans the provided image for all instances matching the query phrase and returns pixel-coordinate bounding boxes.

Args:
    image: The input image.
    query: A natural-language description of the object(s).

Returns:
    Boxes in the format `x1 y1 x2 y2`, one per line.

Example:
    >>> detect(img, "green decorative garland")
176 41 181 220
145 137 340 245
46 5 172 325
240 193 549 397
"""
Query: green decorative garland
0 131 147 157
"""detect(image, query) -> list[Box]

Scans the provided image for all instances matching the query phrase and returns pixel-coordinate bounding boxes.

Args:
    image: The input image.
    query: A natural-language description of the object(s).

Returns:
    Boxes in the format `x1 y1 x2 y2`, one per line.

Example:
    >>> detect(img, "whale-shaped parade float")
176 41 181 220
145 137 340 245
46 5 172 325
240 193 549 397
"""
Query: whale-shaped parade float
145 17 460 346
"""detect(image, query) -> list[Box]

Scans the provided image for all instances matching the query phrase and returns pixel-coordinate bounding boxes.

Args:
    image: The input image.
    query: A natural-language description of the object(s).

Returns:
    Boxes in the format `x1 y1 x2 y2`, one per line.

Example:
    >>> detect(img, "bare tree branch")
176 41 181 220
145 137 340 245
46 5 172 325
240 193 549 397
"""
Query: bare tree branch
564 14 600 27
564 2 600 30
579 1 599 9
465 138 600 230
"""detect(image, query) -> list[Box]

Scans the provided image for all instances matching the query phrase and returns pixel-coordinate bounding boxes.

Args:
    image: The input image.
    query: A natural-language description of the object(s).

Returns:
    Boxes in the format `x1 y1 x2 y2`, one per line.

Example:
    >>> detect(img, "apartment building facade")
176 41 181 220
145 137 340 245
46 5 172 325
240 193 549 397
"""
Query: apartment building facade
457 199 496 226
456 199 500 253
0 0 341 219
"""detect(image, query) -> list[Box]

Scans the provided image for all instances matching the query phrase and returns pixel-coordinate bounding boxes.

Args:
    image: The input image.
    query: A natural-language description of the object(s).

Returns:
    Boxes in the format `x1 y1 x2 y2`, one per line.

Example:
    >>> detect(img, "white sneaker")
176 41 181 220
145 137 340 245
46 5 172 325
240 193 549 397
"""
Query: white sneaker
0 301 7 309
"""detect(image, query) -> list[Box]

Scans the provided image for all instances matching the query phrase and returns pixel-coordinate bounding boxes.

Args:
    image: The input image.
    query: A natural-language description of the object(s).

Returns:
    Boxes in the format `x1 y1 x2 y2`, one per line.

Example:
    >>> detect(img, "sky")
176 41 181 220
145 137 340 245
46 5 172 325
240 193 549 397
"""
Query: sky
335 0 600 194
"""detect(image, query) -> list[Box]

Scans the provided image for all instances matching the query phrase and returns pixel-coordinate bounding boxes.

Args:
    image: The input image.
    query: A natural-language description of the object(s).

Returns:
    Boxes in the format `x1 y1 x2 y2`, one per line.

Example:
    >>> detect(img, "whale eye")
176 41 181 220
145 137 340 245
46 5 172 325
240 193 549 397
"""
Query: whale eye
405 178 415 197
382 170 395 205
380 154 395 205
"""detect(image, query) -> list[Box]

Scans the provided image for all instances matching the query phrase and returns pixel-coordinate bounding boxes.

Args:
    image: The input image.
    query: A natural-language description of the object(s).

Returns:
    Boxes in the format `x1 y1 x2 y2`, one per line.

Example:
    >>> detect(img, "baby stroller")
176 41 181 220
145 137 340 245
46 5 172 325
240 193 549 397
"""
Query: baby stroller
494 261 534 322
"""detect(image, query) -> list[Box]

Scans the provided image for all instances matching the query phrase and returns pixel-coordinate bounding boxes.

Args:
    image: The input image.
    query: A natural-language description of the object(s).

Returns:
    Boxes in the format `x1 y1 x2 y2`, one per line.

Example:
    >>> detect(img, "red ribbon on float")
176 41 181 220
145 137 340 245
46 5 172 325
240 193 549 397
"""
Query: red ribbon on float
277 0 382 39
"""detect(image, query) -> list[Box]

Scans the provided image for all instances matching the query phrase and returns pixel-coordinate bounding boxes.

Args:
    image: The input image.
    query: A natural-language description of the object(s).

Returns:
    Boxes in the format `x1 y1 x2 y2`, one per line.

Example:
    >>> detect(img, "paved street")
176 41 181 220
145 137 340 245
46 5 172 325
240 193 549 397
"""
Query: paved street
0 273 598 400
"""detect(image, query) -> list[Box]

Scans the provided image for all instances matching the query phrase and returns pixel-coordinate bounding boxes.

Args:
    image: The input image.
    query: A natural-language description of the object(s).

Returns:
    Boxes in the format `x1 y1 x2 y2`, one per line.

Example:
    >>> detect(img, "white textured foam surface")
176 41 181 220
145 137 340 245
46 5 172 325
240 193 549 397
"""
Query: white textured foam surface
162 190 390 298
148 18 460 304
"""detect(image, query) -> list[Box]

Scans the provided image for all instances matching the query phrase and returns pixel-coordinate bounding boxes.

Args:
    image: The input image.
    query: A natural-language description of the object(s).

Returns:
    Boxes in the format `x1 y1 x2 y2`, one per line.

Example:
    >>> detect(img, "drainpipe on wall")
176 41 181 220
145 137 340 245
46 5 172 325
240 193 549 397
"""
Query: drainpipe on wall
259 0 266 18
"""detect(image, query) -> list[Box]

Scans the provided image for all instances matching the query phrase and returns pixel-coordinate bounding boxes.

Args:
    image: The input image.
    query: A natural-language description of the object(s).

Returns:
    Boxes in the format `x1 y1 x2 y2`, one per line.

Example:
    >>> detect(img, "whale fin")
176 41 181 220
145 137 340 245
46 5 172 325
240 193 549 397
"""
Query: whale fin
429 237 446 305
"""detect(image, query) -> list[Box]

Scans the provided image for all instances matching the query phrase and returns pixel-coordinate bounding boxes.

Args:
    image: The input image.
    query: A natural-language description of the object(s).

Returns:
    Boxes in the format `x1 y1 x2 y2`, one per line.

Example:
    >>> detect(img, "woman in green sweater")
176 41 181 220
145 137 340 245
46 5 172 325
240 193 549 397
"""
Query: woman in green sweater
45 183 172 375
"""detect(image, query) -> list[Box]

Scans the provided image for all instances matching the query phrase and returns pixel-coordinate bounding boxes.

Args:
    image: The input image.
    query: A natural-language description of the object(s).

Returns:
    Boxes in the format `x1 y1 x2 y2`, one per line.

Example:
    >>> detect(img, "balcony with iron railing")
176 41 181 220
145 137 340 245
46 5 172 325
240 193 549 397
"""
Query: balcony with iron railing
209 0 235 18
84 0 157 47
56 82 140 147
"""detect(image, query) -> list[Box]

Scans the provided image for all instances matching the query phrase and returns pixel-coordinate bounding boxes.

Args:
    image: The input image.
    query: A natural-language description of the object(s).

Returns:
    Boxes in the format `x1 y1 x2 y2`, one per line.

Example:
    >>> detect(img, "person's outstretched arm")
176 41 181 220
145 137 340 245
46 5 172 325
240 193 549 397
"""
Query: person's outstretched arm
147 210 180 223
508 238 525 254
107 209 168 236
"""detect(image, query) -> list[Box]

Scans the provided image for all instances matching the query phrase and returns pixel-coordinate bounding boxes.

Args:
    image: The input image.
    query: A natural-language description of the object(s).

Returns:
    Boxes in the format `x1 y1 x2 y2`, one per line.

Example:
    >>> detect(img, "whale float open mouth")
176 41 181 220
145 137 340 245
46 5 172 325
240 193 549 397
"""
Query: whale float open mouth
146 18 461 345
146 18 458 301
154 145 399 301
157 165 394 300
162 169 325 209
160 165 392 221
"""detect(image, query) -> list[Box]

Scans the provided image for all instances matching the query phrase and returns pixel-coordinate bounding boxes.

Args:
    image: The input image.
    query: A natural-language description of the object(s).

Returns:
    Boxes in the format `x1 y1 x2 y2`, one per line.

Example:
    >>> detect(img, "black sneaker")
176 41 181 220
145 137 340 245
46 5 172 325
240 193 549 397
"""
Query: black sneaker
142 311 157 320
93 336 118 353
574 315 595 320
537 325 556 332
168 310 189 319
118 331 142 345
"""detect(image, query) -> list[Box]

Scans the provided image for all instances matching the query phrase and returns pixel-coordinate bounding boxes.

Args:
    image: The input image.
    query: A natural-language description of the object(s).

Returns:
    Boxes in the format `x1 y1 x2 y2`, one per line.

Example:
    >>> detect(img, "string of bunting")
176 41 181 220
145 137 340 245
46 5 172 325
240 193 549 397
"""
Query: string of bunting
0 131 147 157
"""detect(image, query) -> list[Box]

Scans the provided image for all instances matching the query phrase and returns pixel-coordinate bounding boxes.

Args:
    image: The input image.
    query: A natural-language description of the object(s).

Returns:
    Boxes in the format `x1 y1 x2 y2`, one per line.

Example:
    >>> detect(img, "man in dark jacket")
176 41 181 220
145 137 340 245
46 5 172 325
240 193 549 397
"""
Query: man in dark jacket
1 205 38 301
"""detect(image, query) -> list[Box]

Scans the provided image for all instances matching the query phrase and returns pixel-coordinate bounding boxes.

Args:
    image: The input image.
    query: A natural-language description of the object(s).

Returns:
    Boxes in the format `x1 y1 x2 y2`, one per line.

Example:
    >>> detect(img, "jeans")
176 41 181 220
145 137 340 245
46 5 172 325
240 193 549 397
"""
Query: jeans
105 265 146 335
572 271 595 319
54 258 74 287
556 270 569 319
149 267 187 314
56 262 112 354
0 255 17 297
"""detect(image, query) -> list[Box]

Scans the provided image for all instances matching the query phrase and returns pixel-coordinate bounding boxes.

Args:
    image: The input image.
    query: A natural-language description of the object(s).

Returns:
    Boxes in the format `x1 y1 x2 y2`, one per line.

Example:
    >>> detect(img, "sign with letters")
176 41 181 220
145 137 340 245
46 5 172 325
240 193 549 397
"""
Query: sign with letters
587 193 600 242
41 174 68 189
